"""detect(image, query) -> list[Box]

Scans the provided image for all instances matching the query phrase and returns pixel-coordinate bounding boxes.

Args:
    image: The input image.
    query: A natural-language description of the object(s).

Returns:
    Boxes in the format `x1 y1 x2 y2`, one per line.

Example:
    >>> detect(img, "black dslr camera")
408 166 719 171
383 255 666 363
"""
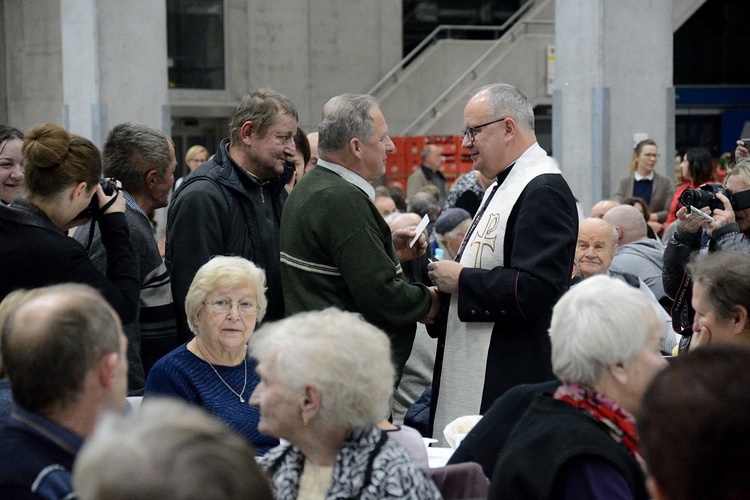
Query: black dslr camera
679 183 750 212
76 177 118 220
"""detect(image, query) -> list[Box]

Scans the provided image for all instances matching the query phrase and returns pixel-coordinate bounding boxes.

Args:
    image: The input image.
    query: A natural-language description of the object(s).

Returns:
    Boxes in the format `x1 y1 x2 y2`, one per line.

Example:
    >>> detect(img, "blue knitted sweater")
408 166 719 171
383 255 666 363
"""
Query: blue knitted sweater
144 343 277 454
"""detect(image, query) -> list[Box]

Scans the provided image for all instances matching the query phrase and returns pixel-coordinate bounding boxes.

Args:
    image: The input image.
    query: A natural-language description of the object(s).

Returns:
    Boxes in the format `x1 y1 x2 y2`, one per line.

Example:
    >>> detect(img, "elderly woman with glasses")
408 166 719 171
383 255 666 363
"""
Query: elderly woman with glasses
144 256 278 454
250 308 441 499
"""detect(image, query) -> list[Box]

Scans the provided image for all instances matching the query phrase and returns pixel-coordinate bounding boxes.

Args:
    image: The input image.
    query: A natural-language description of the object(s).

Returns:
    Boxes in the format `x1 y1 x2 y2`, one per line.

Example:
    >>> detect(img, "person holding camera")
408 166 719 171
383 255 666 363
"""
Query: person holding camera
662 157 750 351
0 123 139 326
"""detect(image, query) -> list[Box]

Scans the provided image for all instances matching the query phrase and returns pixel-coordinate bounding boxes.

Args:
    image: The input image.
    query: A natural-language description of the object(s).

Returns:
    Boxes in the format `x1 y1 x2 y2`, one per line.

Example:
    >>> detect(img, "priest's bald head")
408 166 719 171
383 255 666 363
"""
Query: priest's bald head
461 84 537 179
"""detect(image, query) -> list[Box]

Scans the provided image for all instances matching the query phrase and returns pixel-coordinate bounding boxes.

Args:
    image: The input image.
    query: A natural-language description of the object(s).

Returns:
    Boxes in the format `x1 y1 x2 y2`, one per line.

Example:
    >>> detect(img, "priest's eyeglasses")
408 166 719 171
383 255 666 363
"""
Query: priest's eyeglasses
461 117 507 142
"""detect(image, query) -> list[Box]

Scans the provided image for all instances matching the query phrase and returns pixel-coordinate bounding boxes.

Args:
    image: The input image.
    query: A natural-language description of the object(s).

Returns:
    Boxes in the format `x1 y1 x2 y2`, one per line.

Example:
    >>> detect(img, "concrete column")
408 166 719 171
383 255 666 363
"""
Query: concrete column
61 0 170 146
2 0 63 130
554 0 674 213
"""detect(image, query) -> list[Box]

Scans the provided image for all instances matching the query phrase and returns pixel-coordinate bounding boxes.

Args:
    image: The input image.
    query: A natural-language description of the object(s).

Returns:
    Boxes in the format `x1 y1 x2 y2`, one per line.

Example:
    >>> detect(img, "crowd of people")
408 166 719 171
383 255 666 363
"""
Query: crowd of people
0 83 749 499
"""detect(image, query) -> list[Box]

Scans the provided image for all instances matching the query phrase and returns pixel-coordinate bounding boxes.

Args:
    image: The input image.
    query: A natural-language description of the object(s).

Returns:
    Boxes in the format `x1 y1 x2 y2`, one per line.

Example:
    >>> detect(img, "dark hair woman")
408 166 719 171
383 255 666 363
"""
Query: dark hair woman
664 147 715 231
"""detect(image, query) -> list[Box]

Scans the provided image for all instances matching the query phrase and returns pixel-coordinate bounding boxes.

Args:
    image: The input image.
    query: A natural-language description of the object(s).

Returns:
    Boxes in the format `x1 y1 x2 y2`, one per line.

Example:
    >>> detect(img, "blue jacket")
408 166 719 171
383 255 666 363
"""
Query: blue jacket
0 407 83 499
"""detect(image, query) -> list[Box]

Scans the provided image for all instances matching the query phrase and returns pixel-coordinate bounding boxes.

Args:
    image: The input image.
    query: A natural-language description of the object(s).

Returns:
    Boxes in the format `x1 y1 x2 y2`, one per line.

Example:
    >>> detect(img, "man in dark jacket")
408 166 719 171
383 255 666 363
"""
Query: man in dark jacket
167 89 297 341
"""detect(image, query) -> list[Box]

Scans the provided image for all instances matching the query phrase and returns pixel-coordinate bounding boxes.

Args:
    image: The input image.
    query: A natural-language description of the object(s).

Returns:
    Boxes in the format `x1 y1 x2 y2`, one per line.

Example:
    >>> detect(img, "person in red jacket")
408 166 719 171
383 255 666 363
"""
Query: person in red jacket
664 147 715 232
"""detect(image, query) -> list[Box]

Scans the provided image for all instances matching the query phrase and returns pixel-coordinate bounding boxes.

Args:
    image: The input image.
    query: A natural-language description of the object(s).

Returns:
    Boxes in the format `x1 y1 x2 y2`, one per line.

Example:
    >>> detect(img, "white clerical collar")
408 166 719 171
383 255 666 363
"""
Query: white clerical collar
634 171 654 181
316 159 376 200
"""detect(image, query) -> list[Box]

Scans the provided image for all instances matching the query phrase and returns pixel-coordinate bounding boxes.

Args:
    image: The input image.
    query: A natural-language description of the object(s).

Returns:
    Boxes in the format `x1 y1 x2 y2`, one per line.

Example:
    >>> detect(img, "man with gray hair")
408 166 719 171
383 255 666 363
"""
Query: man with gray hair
408 144 448 205
427 83 578 442
0 284 128 498
280 94 439 385
75 122 179 393
168 89 298 341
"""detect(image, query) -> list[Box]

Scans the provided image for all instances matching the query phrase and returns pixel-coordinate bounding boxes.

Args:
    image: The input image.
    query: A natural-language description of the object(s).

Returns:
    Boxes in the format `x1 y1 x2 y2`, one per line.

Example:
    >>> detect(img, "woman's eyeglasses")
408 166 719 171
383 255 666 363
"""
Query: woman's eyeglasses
204 299 257 315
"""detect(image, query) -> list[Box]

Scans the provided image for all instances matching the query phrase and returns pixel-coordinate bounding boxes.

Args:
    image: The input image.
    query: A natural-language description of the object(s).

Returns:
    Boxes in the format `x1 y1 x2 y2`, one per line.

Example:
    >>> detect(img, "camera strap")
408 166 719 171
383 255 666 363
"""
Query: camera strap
84 190 120 253
98 190 120 214
83 218 97 253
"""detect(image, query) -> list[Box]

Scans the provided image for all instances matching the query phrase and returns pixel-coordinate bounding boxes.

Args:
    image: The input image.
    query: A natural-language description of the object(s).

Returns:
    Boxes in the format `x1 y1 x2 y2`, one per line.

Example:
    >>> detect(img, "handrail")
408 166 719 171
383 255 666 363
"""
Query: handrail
401 18 554 136
367 0 536 97
366 26 503 96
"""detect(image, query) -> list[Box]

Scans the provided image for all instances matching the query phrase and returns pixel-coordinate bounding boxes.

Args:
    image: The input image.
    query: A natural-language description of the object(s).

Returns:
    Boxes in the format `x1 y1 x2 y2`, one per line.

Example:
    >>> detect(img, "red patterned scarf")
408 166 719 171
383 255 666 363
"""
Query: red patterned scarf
553 381 645 471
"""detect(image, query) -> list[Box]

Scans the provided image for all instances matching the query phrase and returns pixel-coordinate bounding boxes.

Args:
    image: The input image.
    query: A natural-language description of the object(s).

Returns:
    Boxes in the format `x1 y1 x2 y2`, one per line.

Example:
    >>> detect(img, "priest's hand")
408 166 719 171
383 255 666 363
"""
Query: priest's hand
427 260 462 293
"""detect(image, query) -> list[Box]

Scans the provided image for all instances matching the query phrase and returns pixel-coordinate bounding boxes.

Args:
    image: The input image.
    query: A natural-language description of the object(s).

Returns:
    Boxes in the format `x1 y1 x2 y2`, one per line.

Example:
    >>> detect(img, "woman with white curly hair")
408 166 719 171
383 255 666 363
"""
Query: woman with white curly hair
490 275 668 499
249 308 441 499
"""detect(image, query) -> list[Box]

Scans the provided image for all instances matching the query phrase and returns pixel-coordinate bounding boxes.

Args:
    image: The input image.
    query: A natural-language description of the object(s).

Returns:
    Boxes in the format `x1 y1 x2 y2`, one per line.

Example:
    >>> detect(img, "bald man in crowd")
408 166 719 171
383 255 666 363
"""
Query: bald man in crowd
603 204 668 306
590 199 619 218
0 284 128 498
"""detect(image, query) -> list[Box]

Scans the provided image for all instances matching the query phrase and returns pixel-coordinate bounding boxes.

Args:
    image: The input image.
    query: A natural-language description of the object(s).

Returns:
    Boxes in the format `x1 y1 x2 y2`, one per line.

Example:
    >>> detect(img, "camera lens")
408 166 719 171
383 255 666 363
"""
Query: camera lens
679 189 702 208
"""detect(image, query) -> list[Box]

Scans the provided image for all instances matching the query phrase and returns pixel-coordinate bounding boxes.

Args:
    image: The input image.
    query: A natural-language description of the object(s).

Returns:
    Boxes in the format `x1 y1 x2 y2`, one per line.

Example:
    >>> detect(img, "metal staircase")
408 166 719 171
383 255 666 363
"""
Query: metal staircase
373 0 707 137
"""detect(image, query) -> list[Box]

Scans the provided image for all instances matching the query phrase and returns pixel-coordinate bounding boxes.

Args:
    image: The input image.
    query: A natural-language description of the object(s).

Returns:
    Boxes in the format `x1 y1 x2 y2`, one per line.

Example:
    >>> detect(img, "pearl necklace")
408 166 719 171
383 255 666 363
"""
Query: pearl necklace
195 341 248 403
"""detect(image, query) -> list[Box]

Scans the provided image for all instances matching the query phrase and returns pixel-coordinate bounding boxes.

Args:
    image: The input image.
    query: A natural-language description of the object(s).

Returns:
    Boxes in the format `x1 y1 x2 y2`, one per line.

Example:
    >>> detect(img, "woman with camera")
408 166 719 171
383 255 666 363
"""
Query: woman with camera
0 123 139 324
662 158 750 351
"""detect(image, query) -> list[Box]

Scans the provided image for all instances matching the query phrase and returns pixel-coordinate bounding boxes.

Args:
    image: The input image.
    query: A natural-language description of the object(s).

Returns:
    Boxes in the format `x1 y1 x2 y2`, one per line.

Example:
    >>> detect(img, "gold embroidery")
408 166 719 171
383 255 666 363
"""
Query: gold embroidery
470 211 500 267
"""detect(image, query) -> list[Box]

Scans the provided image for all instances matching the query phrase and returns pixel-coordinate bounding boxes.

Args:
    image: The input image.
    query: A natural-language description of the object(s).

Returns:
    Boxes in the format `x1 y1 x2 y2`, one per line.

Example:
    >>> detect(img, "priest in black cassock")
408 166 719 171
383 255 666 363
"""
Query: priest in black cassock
427 83 578 444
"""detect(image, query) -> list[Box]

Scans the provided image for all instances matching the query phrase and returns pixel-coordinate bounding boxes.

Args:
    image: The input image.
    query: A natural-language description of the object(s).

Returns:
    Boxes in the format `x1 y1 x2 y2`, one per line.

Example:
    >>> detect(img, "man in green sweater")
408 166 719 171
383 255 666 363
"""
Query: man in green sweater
280 94 439 385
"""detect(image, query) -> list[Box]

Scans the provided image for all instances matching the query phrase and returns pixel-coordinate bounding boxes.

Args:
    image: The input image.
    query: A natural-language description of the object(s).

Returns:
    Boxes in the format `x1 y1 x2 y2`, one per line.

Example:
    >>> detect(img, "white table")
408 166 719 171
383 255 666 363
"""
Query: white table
427 446 455 468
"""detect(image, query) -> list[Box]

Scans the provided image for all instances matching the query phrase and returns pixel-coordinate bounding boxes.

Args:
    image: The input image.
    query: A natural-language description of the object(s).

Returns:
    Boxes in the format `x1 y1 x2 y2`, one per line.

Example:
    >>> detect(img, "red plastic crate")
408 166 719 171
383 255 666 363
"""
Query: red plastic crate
386 135 471 184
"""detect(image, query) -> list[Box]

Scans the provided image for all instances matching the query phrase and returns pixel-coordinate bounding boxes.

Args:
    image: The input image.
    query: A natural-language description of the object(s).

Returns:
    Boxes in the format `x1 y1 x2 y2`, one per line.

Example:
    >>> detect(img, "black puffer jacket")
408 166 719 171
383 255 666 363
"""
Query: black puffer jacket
166 138 293 341
662 222 750 339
